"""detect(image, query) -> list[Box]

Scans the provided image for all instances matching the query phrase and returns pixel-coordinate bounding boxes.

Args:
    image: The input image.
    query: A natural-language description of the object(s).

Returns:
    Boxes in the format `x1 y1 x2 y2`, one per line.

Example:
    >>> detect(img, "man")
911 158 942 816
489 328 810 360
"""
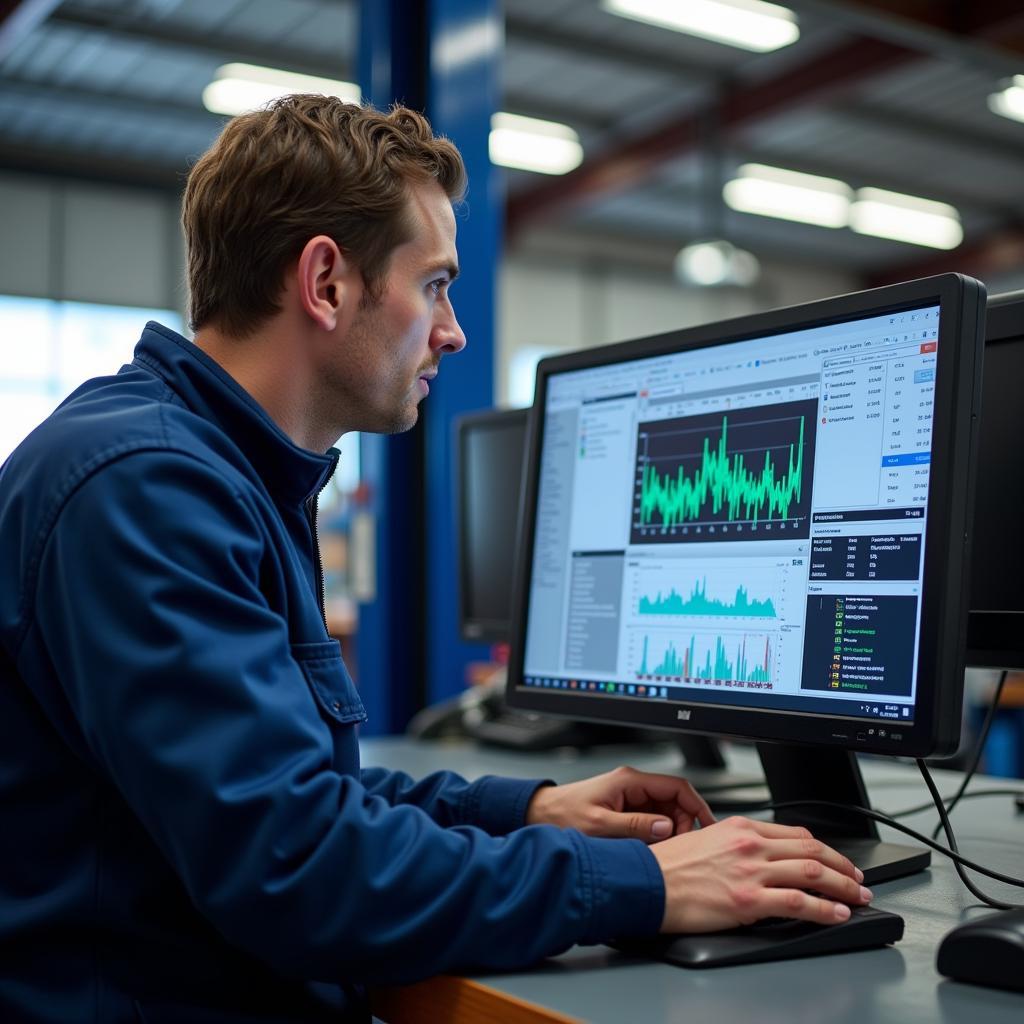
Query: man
0 97 869 1023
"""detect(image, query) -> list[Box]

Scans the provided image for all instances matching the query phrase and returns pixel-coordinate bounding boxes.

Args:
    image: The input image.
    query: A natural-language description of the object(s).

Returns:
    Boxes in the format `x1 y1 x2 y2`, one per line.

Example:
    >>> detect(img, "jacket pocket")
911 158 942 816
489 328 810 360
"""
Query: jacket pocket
290 640 366 725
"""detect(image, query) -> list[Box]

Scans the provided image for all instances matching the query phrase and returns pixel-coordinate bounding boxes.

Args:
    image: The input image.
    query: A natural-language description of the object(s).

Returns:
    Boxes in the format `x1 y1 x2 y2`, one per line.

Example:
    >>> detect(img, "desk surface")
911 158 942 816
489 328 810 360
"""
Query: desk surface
361 736 1024 1024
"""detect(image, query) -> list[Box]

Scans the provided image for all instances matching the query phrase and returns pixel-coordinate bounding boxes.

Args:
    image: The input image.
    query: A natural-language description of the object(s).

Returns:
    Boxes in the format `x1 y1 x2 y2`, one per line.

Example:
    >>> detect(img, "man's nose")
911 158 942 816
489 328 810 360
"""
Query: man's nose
431 299 466 354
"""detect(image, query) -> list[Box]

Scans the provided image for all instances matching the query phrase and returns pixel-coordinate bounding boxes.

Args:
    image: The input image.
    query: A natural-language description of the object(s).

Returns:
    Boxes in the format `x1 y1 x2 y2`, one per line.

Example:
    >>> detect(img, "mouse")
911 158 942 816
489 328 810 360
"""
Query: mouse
936 907 1024 993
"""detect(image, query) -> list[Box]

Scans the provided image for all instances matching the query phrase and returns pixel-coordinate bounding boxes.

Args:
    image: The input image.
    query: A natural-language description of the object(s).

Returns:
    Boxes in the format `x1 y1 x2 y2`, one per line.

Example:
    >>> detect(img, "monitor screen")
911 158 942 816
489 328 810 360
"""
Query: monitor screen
456 408 529 643
508 275 984 768
967 291 1024 668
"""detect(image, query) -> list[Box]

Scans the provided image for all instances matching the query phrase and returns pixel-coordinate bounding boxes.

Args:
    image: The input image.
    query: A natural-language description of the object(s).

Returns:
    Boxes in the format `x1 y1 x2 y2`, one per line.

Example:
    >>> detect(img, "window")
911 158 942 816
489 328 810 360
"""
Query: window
0 297 182 463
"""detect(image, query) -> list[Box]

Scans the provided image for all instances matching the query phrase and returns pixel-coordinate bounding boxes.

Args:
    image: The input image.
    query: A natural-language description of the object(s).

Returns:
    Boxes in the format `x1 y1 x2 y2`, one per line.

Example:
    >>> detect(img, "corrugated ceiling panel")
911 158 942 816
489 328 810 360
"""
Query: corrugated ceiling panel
148 0 251 34
225 0 315 45
3 24 83 77
285 3 356 62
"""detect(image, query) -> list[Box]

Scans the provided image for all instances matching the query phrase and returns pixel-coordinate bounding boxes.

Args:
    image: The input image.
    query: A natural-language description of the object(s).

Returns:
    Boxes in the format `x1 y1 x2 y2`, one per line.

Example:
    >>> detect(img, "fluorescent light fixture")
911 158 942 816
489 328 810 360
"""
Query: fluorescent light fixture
723 164 852 228
675 240 760 287
203 63 360 116
603 0 798 52
850 188 963 249
489 112 583 175
988 75 1024 123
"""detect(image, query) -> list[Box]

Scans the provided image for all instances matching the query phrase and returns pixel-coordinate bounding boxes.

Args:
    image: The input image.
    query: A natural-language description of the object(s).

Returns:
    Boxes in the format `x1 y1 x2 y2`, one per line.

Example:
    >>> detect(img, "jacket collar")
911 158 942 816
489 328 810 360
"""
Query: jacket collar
133 322 338 506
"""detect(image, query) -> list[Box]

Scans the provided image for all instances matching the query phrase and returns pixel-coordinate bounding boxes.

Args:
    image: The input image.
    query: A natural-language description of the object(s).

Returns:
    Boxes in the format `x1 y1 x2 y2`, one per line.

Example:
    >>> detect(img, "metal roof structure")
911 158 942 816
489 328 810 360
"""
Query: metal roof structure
2 0 1023 285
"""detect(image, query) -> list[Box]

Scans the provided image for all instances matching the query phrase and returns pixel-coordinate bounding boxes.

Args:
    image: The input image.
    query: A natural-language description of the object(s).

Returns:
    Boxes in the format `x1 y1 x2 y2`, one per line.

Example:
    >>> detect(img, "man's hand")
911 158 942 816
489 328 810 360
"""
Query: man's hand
650 816 871 932
525 765 715 843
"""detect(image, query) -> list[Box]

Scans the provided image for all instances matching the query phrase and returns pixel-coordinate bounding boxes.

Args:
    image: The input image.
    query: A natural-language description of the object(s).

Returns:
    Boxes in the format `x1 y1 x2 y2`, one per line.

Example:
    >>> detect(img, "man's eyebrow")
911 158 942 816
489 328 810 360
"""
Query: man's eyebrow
429 262 460 282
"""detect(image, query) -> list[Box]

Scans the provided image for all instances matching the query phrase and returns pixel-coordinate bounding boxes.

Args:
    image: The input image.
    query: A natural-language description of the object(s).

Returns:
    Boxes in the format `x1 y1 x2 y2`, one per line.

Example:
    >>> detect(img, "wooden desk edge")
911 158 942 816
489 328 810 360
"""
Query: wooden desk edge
371 974 582 1024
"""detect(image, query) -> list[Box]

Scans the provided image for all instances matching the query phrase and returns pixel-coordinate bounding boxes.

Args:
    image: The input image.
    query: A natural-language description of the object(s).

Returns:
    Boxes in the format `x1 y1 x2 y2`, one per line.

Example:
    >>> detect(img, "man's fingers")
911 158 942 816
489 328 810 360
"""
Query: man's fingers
623 771 716 828
596 810 677 843
761 838 863 881
749 889 857 926
748 820 834 842
759 861 872 907
746 821 863 878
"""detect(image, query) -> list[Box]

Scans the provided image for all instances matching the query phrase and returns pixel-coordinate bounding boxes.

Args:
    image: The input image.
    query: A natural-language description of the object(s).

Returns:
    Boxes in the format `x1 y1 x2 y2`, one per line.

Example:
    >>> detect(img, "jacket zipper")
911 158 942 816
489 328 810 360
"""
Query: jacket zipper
306 456 339 632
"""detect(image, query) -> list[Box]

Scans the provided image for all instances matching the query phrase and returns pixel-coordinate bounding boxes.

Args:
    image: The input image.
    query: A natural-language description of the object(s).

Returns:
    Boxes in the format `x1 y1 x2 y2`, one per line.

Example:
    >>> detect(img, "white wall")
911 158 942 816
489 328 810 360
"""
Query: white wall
0 171 186 319
497 241 859 406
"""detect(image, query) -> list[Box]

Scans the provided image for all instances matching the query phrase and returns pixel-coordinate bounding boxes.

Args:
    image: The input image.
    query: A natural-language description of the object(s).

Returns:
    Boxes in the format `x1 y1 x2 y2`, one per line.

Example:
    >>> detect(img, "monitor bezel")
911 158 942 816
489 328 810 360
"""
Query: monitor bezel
965 290 1024 669
455 406 530 644
506 274 985 759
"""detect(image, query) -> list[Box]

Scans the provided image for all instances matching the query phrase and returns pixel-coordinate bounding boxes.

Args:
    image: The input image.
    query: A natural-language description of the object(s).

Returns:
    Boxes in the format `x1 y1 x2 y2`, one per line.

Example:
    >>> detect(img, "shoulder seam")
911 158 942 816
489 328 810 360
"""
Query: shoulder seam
13 444 248 657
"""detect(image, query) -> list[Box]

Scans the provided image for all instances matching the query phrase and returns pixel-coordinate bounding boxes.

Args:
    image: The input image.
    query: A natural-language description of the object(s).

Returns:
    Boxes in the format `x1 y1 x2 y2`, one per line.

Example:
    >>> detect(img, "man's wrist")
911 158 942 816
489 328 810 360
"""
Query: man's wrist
525 781 558 826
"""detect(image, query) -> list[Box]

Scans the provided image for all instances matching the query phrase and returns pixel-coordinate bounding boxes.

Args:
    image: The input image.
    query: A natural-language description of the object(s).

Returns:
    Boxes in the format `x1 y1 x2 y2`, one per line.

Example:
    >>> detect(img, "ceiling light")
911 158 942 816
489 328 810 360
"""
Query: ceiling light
489 113 583 175
603 0 799 53
675 240 760 287
850 188 963 250
988 75 1024 123
723 164 852 228
202 63 360 116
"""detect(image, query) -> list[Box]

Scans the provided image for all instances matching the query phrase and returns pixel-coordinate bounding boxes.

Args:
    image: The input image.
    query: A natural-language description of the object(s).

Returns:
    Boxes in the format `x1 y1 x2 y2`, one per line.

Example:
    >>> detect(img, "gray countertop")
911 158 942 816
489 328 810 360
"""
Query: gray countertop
360 736 1024 1023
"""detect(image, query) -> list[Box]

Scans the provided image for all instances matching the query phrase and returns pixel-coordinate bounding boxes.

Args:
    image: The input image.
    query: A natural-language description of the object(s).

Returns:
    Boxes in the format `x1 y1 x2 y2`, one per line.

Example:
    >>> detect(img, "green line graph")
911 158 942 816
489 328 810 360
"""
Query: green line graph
639 414 805 528
639 579 777 618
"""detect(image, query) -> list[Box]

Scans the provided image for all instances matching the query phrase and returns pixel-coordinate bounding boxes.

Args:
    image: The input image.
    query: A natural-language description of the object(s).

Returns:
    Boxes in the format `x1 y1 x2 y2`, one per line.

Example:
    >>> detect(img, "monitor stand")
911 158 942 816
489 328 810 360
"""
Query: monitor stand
757 742 929 885
675 735 767 803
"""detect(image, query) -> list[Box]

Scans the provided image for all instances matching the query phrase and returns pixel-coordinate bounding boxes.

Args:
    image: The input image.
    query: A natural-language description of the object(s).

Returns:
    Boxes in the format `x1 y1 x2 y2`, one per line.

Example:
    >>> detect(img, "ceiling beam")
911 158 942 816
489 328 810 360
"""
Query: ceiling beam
0 138 185 191
0 75 220 127
0 0 62 60
790 0 1024 72
829 101 1024 171
49 3 354 81
838 0 1024 44
507 36 915 236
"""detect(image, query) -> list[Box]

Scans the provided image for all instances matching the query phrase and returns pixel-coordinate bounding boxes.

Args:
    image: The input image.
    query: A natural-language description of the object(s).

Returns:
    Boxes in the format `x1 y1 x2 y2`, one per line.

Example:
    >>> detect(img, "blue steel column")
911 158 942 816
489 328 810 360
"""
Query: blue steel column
425 0 502 704
356 0 429 734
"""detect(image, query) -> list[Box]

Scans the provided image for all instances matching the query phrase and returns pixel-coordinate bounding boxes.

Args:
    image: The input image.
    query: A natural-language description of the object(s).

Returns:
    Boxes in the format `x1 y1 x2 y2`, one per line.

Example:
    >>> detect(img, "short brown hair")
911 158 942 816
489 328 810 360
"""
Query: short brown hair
182 96 466 338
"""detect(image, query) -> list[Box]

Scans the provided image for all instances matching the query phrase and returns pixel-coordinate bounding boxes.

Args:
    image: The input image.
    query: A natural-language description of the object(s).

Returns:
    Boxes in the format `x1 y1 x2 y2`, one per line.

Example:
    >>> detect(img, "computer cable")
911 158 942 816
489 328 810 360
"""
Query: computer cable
929 669 1009 841
915 756 1022 910
886 787 1024 820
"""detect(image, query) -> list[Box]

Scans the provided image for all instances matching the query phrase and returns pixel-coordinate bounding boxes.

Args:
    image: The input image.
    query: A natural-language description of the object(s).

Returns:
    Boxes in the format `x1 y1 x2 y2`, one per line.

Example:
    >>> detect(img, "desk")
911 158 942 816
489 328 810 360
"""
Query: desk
361 737 1024 1024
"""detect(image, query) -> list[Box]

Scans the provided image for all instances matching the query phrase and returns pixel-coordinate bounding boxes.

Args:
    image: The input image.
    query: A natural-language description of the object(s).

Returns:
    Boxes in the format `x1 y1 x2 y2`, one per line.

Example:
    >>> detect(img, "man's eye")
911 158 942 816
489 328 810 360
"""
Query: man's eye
429 279 447 297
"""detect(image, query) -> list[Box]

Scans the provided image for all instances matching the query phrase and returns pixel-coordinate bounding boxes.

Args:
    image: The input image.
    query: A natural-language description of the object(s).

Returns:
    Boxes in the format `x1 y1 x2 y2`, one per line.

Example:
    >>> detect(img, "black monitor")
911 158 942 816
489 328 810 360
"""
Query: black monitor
507 274 986 884
456 407 529 643
967 290 1024 669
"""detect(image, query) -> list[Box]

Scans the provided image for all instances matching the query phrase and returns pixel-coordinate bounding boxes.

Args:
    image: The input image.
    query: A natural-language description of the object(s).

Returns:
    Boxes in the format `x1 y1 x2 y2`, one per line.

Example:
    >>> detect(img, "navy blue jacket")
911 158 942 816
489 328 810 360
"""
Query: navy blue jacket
0 323 664 1023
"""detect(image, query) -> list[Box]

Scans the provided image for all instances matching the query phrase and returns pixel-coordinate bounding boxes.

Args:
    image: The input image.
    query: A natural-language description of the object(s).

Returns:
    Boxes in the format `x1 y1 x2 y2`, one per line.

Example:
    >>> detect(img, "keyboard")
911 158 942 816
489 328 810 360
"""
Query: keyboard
610 904 904 967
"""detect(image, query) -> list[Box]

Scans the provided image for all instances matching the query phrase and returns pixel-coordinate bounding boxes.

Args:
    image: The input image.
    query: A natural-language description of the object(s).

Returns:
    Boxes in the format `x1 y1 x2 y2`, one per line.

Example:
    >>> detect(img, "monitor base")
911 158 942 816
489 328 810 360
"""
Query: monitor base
827 838 930 886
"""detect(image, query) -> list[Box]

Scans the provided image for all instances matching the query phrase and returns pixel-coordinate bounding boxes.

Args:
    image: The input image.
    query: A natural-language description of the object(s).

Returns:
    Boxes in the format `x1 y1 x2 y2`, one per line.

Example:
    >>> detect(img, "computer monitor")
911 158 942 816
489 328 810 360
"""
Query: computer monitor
456 407 529 644
967 290 1024 669
507 274 986 883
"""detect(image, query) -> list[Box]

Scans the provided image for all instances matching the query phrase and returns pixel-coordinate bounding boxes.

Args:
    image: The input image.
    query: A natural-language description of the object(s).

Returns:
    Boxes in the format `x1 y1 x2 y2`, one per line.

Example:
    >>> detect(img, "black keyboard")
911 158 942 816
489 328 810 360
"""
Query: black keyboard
610 905 904 967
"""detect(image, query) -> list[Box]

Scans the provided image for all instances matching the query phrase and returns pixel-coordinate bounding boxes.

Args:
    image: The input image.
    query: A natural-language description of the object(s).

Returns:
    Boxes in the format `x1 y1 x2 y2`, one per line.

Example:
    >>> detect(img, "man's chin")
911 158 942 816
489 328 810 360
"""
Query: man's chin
381 405 420 435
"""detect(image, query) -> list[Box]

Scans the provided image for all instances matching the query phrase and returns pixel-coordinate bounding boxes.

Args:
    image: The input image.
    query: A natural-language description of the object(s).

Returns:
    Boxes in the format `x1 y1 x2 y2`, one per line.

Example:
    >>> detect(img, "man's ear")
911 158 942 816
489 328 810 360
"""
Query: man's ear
296 235 358 331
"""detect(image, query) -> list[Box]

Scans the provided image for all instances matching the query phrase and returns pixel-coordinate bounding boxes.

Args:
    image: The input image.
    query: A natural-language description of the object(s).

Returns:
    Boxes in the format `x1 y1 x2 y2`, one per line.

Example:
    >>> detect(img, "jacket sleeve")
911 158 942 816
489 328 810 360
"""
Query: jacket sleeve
359 766 550 835
32 451 665 986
